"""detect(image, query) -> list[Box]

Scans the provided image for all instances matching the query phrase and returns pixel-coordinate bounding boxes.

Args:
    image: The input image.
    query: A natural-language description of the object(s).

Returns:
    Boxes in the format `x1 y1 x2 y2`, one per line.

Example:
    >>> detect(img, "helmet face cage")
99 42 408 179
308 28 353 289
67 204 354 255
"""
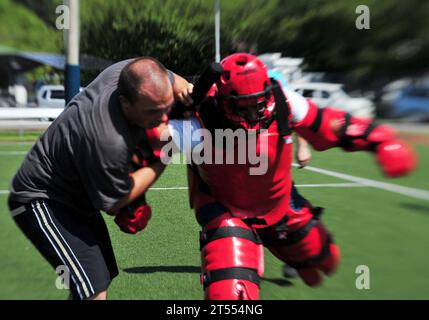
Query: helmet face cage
221 85 272 128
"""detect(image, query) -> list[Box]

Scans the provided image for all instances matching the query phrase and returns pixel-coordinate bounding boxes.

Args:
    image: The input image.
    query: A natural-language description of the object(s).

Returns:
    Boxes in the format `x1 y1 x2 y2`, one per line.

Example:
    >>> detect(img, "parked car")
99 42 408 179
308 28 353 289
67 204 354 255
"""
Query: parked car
289 82 375 118
389 86 429 121
0 95 17 108
36 85 66 108
36 85 83 108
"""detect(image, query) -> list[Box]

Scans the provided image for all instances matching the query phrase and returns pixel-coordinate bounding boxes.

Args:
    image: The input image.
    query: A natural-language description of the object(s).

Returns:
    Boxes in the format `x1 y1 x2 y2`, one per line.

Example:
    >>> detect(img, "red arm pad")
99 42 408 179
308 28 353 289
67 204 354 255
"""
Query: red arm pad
293 100 417 177
293 99 389 151
293 100 343 151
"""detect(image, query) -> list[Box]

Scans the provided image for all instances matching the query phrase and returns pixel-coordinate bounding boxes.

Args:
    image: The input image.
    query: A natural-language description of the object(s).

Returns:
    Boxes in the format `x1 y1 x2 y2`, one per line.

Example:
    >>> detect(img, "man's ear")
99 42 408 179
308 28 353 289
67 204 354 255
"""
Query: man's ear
119 95 134 123
119 95 133 118
119 95 131 110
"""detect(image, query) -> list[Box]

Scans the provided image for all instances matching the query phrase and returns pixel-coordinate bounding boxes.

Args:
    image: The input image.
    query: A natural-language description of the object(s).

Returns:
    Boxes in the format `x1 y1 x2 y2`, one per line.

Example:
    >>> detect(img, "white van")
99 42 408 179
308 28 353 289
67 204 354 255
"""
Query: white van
290 82 375 118
36 85 84 108
36 85 66 108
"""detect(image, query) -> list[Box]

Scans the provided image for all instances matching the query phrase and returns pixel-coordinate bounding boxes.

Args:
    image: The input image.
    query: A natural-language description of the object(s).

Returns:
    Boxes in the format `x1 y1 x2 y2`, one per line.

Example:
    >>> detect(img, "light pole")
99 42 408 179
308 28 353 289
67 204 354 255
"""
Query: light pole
64 0 80 104
215 0 221 63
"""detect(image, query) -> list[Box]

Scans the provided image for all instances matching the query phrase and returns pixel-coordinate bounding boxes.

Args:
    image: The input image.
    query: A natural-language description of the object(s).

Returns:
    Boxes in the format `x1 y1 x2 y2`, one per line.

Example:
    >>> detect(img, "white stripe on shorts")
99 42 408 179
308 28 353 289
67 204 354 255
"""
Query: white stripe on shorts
40 200 95 297
32 200 92 299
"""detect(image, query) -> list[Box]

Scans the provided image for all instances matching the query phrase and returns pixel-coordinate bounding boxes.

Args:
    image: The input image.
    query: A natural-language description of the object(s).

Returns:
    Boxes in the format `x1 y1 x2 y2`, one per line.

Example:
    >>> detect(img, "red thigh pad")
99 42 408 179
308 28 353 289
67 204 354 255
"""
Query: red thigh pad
200 208 264 300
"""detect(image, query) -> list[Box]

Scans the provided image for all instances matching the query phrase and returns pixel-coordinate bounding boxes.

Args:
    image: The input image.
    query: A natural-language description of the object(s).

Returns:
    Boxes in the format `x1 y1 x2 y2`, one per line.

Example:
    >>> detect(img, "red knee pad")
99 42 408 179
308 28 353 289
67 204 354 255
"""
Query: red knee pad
205 279 259 300
319 243 340 275
265 220 341 287
200 211 264 300
280 222 330 262
297 243 340 287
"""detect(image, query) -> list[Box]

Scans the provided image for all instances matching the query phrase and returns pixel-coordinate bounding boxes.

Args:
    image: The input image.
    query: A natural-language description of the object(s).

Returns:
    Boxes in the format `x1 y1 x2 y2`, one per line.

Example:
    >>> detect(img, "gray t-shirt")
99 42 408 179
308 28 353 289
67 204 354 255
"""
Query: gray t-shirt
9 59 144 214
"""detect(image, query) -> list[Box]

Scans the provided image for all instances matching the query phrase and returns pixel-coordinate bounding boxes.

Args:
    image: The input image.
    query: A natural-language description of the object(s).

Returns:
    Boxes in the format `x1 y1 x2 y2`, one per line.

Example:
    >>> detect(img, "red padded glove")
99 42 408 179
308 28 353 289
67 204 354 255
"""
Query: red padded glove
114 197 152 234
375 139 417 177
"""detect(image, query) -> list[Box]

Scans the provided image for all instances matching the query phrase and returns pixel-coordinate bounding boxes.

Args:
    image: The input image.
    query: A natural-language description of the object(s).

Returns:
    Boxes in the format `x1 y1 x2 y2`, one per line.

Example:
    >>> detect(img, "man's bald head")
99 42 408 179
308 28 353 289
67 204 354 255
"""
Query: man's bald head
118 57 175 128
118 57 171 104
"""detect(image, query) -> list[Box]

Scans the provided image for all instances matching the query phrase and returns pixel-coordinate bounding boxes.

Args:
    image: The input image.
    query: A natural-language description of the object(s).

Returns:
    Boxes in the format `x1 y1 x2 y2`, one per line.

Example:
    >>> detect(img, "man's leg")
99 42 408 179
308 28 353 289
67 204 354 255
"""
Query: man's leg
90 291 107 300
10 198 118 299
271 222 340 286
281 183 303 279
198 203 263 300
69 291 107 300
258 203 340 287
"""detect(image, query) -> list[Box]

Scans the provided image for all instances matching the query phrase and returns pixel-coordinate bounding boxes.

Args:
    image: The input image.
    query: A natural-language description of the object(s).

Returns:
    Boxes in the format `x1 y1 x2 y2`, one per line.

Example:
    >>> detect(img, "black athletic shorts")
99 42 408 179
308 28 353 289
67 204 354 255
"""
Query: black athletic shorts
8 198 119 299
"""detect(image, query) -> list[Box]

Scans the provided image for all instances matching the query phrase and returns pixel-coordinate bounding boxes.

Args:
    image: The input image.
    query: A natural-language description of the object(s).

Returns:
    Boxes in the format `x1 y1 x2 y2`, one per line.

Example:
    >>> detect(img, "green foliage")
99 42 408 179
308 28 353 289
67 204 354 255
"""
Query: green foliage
14 0 62 28
7 0 429 84
0 0 61 52
234 0 429 82
80 0 217 75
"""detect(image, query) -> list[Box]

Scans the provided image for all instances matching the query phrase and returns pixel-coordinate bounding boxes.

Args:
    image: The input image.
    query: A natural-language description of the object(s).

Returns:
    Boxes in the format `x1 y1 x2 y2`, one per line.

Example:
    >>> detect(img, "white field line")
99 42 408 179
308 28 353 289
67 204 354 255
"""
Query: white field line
0 183 365 195
0 151 28 155
150 187 189 190
293 163 429 201
0 142 34 146
1 164 427 201
295 183 364 188
150 183 364 190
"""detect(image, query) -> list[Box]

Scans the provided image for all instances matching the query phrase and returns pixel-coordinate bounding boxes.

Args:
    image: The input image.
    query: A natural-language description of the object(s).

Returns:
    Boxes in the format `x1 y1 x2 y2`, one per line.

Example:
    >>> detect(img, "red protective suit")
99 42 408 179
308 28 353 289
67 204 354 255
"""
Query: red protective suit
184 90 415 299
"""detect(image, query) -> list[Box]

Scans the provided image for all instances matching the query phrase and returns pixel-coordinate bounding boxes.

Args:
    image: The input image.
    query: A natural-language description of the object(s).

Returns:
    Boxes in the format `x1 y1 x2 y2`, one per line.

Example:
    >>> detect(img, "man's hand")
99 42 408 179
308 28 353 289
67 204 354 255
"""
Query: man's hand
172 73 194 106
114 196 152 234
296 135 312 168
108 161 165 215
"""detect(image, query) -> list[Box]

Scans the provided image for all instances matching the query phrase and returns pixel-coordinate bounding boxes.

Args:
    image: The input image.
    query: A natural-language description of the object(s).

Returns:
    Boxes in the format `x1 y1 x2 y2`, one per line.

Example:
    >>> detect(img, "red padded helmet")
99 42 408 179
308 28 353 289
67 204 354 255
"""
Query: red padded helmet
216 53 275 130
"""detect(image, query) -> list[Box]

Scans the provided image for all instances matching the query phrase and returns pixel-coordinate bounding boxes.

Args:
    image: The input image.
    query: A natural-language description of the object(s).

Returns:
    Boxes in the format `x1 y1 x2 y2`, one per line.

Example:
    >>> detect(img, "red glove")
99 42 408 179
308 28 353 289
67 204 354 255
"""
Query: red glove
114 199 152 234
375 139 417 177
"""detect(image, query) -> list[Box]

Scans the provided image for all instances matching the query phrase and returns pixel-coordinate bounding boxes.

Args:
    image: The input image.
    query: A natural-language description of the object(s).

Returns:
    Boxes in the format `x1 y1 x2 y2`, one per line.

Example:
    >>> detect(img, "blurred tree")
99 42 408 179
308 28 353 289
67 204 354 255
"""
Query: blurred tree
11 0 429 87
14 0 62 28
79 0 217 77
225 0 429 87
0 0 61 52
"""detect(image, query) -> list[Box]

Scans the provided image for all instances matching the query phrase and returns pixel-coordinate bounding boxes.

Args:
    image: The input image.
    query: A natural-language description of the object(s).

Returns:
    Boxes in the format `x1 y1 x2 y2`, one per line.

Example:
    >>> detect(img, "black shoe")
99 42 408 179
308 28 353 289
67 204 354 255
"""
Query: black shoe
282 264 299 278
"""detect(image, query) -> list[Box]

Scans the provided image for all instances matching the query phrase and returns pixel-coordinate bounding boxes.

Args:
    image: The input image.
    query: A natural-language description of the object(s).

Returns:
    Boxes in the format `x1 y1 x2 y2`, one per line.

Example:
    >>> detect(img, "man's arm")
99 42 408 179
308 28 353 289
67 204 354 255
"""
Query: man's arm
287 90 417 177
107 161 165 215
295 134 312 168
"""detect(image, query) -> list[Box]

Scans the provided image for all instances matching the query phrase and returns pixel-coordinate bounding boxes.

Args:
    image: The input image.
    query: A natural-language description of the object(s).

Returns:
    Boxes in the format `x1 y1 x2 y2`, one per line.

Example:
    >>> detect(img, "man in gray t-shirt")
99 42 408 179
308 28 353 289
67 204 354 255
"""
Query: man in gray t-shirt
7 57 193 300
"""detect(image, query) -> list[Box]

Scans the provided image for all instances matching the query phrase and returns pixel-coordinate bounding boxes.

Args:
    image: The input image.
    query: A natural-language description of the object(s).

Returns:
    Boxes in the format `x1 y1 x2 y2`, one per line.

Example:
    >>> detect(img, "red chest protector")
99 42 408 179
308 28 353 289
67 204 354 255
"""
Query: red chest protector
192 82 294 227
